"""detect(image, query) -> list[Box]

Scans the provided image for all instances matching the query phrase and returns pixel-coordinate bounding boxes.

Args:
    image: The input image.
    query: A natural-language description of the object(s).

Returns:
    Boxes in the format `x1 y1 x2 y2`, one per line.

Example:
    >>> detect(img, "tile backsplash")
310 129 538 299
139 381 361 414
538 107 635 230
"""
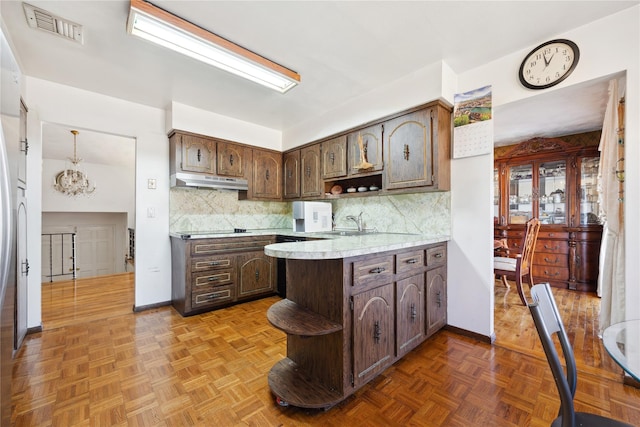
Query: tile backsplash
170 188 450 235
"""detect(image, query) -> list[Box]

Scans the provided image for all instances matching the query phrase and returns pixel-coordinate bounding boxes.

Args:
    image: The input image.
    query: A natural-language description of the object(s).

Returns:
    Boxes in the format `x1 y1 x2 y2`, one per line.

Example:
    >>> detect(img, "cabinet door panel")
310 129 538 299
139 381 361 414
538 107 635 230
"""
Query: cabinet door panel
217 142 248 178
352 284 394 388
347 125 383 175
251 150 282 200
426 265 446 337
283 150 300 199
385 109 433 189
301 144 322 197
181 135 216 174
396 274 425 358
321 136 347 179
237 252 275 298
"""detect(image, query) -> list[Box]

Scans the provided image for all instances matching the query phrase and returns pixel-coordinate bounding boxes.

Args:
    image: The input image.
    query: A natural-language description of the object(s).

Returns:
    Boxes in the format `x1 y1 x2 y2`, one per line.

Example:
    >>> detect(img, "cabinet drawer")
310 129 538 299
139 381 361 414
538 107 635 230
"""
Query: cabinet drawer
191 255 233 272
537 231 569 240
533 266 569 281
192 270 234 288
192 237 273 255
192 286 235 308
534 253 569 268
536 240 568 254
396 250 424 275
426 245 446 267
352 255 394 288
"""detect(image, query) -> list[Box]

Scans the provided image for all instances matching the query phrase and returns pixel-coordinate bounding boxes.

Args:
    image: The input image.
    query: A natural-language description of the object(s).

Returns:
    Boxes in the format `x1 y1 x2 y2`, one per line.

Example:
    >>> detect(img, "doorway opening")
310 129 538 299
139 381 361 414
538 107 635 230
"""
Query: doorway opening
40 124 135 329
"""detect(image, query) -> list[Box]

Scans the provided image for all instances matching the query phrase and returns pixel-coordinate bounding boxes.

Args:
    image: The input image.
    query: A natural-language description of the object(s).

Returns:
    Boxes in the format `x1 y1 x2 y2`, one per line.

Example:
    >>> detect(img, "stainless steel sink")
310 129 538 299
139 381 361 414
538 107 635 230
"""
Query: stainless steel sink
324 229 377 236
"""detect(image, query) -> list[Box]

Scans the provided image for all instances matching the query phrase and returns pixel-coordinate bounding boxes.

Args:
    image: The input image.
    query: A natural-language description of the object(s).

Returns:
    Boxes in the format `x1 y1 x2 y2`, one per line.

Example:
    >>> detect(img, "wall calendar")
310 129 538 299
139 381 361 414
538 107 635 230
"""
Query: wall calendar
452 85 493 159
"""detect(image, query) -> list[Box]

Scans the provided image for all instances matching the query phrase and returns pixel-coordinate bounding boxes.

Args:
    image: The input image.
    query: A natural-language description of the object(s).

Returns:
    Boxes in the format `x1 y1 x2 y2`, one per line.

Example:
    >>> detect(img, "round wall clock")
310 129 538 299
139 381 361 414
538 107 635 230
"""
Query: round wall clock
518 39 579 90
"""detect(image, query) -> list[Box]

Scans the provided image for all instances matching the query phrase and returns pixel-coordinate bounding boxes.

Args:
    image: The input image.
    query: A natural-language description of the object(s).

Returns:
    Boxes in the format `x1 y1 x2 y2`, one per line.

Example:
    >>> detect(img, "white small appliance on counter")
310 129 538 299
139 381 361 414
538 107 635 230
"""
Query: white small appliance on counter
293 201 332 232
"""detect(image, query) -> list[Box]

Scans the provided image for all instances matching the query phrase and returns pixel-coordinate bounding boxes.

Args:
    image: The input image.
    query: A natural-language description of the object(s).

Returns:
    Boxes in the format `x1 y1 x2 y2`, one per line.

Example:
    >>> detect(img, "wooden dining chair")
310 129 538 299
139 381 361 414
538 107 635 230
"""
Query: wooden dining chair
528 283 633 427
494 217 540 305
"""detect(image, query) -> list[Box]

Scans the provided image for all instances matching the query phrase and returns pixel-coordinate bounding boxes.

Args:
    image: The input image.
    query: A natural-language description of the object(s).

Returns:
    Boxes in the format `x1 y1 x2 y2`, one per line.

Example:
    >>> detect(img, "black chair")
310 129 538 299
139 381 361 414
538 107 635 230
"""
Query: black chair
528 283 633 427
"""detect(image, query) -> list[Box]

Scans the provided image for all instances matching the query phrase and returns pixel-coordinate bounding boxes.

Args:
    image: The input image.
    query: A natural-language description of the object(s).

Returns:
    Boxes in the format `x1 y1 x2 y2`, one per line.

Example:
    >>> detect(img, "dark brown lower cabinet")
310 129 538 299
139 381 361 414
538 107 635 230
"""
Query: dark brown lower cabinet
171 235 276 316
267 242 447 410
353 283 394 388
396 274 425 358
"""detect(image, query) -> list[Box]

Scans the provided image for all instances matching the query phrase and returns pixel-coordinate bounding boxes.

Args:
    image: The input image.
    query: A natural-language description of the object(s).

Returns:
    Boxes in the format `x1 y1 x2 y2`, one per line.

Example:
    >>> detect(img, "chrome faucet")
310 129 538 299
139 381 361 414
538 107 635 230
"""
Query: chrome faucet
346 212 364 232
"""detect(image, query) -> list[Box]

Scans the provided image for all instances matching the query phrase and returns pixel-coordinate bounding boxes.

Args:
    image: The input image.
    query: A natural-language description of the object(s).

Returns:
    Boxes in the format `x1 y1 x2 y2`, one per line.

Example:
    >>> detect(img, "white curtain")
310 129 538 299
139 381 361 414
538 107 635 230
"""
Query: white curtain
597 78 626 335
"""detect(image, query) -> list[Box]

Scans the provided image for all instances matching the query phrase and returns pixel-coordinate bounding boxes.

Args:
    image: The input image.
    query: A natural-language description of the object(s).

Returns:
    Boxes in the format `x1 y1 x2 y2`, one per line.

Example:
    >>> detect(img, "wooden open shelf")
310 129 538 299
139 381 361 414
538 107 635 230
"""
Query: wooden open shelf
268 358 343 409
267 299 342 336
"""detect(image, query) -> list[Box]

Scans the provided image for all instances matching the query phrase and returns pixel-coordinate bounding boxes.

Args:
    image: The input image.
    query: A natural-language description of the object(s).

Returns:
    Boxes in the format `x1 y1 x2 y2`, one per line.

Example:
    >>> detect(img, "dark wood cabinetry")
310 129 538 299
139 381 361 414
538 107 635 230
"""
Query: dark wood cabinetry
396 274 425 358
384 103 451 191
301 144 322 197
237 251 276 298
170 132 216 175
283 145 323 199
248 149 282 200
321 135 347 179
494 133 603 292
170 235 276 316
347 124 383 175
282 100 451 201
267 242 447 409
283 150 300 199
352 283 394 388
217 141 249 178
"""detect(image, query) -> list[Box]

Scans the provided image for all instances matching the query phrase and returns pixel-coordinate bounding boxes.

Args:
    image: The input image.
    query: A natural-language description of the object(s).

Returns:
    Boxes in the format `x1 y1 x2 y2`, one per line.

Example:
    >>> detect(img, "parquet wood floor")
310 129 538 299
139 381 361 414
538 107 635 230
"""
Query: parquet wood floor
11 277 640 426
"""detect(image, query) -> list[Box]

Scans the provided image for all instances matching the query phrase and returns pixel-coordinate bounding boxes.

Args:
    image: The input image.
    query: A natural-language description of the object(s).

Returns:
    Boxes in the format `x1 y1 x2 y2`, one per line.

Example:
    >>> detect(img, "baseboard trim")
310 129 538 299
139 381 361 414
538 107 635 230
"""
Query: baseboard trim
445 324 496 344
132 300 171 312
624 373 640 389
26 324 43 335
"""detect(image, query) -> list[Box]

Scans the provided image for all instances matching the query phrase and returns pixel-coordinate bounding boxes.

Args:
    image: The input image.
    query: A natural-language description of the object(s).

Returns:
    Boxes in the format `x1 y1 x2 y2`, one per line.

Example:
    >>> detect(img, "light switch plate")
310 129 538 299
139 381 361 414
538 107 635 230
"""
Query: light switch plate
148 178 157 189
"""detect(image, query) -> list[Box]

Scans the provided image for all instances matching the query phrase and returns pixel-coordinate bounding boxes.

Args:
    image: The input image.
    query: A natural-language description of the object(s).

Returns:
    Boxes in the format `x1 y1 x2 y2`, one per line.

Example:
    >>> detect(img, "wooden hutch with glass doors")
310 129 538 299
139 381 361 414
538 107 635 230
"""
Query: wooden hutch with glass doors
494 132 602 293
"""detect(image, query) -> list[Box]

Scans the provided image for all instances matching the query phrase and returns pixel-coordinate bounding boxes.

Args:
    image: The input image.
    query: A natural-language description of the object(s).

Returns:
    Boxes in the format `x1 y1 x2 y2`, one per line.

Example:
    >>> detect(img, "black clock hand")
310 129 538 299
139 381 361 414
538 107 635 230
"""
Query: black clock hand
544 53 555 68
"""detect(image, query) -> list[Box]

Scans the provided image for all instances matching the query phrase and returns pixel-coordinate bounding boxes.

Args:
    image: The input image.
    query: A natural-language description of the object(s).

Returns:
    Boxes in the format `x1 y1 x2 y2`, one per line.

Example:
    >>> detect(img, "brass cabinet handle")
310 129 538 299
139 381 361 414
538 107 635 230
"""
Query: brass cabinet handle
369 267 386 274
197 148 201 162
403 144 410 160
543 257 559 264
229 154 234 166
410 303 417 321
434 253 443 258
265 169 270 180
543 270 561 277
406 258 418 264
255 269 260 280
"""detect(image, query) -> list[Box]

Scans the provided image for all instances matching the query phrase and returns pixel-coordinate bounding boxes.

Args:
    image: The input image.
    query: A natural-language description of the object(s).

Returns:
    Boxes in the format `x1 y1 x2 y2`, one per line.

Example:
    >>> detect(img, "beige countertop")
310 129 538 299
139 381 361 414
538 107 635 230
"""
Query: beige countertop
170 228 448 260
264 232 449 260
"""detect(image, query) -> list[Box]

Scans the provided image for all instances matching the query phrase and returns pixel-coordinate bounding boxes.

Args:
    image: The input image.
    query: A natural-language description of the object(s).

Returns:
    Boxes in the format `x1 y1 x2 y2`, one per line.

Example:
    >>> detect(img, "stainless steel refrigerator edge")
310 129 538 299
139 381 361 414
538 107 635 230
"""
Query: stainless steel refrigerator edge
0 26 21 425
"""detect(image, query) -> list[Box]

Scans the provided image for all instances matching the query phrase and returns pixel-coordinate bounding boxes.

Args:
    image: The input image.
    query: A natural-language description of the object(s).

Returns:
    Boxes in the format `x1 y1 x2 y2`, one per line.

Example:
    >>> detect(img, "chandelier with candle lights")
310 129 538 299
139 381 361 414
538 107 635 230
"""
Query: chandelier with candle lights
53 130 96 196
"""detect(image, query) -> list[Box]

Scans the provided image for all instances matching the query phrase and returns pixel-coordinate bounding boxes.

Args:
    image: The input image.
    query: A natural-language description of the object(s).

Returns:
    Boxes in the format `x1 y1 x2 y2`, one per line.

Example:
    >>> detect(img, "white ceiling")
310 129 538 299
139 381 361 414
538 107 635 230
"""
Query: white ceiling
2 1 636 163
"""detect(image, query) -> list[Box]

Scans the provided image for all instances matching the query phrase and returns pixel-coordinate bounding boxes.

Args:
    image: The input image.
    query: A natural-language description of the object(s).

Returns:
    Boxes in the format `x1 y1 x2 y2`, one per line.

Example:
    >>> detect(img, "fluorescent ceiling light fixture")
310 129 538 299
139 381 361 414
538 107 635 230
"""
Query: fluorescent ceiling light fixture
126 0 300 93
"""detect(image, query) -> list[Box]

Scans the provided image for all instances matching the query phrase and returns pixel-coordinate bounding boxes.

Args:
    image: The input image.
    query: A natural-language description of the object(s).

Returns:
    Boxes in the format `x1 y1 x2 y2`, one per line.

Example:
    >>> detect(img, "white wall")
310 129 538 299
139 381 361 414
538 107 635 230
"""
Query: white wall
453 6 640 337
24 77 170 328
284 61 449 149
169 102 282 151
42 159 134 220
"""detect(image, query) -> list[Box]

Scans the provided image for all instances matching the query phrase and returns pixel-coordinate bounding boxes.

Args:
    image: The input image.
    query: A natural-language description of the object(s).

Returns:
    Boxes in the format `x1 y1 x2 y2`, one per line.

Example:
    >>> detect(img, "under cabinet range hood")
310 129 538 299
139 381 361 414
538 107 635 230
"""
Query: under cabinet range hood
170 172 248 191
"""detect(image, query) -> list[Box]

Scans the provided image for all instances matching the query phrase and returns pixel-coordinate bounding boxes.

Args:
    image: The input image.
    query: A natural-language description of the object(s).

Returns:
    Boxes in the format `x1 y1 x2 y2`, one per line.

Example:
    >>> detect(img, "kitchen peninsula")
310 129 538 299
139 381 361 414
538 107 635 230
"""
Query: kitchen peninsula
264 232 448 409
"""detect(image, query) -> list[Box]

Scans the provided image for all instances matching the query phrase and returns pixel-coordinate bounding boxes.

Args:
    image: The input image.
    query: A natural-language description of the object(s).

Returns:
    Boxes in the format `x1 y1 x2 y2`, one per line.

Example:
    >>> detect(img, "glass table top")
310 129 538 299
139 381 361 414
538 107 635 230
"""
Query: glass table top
602 319 640 382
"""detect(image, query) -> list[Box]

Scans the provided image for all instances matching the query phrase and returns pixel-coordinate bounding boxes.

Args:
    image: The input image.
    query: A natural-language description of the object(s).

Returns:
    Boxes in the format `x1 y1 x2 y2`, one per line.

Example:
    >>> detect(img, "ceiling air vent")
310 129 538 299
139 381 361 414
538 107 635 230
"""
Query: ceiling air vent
23 3 84 44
